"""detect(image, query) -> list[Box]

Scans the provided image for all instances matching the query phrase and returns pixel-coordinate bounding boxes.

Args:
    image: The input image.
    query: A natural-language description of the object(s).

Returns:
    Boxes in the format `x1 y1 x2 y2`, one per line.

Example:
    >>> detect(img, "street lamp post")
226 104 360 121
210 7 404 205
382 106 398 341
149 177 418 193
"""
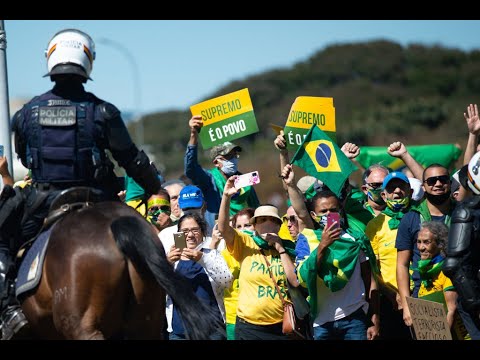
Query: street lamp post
97 38 143 148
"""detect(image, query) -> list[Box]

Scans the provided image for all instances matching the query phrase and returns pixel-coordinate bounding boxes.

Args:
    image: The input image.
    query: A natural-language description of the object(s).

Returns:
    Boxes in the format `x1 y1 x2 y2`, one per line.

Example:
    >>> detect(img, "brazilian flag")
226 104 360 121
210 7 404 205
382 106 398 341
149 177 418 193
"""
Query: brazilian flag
290 124 357 197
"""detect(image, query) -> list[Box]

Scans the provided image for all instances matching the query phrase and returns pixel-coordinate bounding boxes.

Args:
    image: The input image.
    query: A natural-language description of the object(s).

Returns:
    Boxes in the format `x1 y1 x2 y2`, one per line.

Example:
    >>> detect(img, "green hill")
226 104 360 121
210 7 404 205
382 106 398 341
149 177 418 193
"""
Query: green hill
129 39 480 213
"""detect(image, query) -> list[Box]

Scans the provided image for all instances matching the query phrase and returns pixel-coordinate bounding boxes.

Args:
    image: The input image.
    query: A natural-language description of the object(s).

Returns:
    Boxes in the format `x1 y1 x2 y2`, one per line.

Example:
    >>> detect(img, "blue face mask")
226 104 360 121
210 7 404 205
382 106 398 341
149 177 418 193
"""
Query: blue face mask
220 157 238 176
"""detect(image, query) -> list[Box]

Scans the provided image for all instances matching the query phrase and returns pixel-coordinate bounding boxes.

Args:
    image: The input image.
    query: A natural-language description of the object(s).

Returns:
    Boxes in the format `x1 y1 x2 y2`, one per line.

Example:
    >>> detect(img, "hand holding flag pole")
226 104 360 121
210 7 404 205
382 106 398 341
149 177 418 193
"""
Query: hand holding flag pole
289 124 357 197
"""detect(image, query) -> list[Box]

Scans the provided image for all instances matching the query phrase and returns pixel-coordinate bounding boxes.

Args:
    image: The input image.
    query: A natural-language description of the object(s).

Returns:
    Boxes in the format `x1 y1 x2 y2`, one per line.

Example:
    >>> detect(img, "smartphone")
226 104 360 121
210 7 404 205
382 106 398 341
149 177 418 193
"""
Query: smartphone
234 171 261 189
0 145 4 157
173 232 187 249
326 212 341 229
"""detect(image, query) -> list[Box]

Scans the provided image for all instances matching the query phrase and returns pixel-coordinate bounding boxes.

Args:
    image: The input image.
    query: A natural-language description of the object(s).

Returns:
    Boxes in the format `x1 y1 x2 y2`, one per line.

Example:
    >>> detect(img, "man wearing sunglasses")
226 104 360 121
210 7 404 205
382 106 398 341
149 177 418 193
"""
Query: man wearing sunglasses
396 163 456 329
184 116 260 233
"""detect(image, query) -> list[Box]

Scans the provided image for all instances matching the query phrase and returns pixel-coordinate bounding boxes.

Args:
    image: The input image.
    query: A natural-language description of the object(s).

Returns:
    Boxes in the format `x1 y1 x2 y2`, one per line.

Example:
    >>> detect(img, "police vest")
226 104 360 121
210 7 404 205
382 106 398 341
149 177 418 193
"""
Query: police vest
24 93 99 184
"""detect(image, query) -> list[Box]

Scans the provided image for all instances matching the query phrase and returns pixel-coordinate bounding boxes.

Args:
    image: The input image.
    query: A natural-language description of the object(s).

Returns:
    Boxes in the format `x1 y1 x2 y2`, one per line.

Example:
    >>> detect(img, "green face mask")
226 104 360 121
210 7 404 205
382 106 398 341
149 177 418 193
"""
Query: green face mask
386 197 410 212
367 188 385 205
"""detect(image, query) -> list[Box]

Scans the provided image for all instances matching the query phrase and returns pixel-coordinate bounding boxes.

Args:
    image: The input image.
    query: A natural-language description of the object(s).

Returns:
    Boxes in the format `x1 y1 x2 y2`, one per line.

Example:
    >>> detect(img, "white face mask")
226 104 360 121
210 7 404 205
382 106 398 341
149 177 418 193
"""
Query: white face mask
220 158 238 176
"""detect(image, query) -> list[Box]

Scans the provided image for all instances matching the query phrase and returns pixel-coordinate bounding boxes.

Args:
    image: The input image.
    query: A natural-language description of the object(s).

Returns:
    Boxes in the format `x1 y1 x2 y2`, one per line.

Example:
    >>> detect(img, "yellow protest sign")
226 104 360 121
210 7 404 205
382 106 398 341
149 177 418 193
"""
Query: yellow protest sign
190 88 259 149
284 96 336 152
406 296 452 340
285 96 336 131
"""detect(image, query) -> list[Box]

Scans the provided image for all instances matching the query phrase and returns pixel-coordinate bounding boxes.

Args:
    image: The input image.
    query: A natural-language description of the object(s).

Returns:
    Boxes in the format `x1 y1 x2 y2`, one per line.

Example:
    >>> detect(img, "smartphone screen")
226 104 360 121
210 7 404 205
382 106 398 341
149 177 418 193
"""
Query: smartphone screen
0 145 4 157
173 232 187 249
326 212 341 229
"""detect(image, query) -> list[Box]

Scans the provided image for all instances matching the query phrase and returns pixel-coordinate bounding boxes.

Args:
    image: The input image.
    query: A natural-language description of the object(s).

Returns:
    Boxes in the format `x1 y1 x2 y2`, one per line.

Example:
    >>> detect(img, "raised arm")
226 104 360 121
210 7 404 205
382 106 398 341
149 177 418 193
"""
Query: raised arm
274 130 290 193
0 156 14 187
280 164 314 229
184 115 213 189
463 104 480 165
218 175 239 250
188 115 203 146
388 141 424 180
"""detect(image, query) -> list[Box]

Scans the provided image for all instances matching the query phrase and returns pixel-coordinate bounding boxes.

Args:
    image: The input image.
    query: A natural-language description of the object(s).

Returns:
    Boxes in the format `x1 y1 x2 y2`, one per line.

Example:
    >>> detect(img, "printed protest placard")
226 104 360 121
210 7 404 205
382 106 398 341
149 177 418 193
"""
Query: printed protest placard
405 296 452 340
190 88 259 149
283 96 336 152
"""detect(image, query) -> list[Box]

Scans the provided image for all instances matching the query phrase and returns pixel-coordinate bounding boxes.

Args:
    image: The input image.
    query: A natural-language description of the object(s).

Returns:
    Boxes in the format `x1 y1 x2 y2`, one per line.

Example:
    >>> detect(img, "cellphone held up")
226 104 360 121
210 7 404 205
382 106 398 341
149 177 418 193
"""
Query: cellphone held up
234 171 260 189
326 212 341 229
173 232 187 249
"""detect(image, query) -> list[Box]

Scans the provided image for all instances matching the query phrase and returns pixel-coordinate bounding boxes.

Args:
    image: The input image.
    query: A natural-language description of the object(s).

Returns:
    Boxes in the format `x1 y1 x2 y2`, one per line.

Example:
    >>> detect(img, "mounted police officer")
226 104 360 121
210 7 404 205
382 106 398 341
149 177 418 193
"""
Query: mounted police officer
0 29 161 339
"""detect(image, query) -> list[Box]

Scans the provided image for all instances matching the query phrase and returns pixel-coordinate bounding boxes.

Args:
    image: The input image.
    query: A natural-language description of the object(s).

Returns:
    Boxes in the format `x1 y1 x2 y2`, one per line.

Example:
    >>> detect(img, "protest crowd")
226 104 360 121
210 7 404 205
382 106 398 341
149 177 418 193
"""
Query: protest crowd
1 28 480 341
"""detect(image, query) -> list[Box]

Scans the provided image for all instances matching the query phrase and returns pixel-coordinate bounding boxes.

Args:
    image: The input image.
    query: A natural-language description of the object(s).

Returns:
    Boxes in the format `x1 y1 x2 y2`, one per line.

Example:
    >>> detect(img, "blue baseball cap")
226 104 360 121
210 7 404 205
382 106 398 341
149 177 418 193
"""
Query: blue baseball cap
382 172 410 189
178 185 204 210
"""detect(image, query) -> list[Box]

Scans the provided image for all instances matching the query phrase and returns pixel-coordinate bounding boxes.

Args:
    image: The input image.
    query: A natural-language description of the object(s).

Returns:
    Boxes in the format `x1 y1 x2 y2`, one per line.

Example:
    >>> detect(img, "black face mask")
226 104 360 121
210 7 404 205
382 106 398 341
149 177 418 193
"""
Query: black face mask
425 191 451 205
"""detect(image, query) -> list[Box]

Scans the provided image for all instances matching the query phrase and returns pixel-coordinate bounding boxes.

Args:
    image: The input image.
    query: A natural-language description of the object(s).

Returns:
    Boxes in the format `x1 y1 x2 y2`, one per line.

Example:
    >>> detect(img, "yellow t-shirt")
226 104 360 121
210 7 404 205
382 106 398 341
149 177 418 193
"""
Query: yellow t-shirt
418 271 453 297
221 249 240 325
365 213 399 289
229 230 288 325
418 272 470 340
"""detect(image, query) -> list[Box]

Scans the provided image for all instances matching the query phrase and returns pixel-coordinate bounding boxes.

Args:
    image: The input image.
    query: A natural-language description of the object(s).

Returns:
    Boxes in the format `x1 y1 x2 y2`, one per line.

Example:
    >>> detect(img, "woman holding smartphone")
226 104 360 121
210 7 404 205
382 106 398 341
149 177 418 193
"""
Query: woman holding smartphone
218 176 300 340
165 213 232 340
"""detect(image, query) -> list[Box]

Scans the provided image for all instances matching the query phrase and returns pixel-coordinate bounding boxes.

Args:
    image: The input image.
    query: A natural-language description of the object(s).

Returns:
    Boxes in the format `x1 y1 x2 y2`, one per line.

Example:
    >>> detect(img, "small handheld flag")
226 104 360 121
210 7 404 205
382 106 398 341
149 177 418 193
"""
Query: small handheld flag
290 124 357 197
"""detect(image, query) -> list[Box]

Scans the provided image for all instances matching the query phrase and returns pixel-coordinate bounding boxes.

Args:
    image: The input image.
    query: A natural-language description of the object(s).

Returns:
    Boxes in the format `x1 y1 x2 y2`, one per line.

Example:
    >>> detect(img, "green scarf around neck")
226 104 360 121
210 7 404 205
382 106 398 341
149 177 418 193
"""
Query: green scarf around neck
414 254 445 289
209 167 252 216
314 228 379 292
382 206 409 230
246 230 296 257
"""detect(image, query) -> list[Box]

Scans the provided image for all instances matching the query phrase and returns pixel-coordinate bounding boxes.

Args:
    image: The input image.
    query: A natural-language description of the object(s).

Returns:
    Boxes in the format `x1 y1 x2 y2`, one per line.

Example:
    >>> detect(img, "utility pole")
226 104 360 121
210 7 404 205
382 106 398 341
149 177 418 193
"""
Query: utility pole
0 20 13 181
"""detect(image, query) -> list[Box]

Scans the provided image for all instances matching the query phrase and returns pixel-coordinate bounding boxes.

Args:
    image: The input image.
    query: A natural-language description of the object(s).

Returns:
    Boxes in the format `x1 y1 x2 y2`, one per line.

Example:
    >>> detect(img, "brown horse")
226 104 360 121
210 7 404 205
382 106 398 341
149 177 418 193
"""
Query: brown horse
18 200 221 340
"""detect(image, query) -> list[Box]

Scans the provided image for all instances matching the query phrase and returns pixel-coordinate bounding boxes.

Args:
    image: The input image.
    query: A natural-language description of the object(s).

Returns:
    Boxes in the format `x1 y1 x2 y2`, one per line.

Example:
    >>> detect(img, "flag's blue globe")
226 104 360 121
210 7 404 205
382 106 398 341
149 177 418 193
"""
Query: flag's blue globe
316 143 332 167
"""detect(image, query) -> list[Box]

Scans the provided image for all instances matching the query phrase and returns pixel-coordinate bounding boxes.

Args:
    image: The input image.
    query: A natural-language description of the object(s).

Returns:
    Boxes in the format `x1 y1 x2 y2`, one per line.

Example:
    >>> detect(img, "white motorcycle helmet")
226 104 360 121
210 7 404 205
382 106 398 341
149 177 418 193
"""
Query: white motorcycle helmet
466 151 480 195
44 29 96 81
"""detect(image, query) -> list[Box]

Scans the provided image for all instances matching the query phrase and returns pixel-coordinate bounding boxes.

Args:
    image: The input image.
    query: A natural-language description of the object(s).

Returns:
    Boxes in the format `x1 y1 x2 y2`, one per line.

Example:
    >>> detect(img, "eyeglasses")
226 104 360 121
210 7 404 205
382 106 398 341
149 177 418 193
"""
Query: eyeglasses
282 215 298 224
366 182 383 189
180 227 201 236
424 175 450 186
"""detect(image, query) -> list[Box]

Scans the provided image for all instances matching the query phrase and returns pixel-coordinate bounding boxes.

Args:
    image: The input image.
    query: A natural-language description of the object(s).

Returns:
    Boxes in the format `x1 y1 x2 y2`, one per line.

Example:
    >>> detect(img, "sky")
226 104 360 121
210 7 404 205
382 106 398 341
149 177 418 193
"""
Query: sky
5 20 480 117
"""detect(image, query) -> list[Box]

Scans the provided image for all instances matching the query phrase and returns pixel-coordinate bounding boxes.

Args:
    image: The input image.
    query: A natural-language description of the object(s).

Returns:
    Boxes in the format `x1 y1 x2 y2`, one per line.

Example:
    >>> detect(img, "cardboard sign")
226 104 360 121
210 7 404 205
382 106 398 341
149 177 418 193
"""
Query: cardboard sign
190 88 259 149
283 96 336 152
405 296 452 340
